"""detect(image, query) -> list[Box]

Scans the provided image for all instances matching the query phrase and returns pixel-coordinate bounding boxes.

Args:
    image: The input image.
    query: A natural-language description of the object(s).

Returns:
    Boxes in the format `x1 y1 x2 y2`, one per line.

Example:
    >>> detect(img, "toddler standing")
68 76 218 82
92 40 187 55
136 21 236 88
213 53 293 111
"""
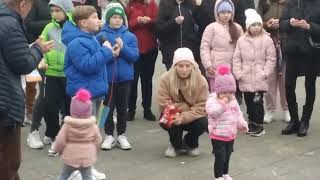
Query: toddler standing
206 65 248 180
54 89 102 180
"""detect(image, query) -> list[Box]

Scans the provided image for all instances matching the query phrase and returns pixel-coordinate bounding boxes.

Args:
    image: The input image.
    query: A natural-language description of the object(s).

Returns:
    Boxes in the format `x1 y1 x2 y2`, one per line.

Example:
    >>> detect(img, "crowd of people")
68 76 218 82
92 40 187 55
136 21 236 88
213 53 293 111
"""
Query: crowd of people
0 0 319 180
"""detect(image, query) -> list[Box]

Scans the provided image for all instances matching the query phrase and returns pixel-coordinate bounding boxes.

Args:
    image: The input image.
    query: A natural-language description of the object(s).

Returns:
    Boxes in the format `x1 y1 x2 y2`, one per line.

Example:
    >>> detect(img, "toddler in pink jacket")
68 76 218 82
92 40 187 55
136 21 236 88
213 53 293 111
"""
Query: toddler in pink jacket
54 89 102 180
206 65 248 180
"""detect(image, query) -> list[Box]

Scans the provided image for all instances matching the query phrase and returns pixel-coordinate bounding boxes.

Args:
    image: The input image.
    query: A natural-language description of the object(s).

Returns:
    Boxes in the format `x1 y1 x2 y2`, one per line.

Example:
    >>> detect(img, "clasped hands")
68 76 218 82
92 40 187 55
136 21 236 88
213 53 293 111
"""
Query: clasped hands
290 18 310 30
103 38 124 58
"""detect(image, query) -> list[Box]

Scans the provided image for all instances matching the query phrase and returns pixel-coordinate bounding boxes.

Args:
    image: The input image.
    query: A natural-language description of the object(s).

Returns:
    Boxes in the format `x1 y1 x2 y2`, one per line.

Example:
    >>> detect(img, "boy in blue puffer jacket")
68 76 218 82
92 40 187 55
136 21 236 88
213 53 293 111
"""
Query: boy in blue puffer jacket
97 1 139 151
62 5 113 114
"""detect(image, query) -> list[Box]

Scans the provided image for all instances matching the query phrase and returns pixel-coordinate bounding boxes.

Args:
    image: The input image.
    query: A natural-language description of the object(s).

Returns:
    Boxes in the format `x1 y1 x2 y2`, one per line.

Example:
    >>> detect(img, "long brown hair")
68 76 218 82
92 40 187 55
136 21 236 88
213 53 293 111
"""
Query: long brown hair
229 21 240 44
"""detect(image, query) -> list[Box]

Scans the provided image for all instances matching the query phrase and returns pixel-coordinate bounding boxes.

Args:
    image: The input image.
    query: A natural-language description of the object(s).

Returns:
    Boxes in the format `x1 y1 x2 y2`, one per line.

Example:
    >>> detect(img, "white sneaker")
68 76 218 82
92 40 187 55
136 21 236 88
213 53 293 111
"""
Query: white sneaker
223 174 233 180
164 145 176 158
283 110 291 123
27 130 44 149
48 143 59 157
117 134 131 150
263 110 274 123
101 135 116 150
188 147 200 156
43 136 53 145
92 167 106 180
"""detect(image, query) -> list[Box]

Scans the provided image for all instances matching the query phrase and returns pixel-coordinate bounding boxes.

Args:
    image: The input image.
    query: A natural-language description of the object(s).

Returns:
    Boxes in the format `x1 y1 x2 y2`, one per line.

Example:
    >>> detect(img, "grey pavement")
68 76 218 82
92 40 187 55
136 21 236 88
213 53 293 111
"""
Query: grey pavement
20 54 320 180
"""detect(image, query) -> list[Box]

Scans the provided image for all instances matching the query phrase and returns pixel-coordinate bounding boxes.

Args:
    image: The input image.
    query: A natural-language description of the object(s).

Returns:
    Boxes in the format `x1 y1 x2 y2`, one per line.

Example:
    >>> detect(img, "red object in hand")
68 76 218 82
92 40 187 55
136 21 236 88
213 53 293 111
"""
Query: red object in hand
159 105 180 128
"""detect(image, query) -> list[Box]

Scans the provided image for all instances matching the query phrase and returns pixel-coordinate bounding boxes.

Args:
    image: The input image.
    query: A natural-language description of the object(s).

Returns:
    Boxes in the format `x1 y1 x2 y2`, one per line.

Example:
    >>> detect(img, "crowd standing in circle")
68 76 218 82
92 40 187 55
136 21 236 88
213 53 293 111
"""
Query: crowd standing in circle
0 0 319 179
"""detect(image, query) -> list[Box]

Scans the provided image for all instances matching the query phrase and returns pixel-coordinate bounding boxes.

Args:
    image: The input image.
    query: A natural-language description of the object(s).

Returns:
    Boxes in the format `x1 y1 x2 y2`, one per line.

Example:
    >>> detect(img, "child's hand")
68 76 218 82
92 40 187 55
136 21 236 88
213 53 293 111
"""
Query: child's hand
115 38 123 49
207 66 215 76
241 124 249 133
172 113 183 126
103 40 112 50
112 44 121 57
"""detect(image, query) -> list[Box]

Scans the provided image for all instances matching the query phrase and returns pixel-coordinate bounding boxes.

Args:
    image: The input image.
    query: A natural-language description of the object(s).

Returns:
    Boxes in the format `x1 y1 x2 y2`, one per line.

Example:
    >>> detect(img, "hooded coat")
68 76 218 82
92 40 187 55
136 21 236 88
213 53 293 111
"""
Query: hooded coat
200 0 244 77
54 116 102 168
40 0 74 77
0 2 43 126
96 24 139 83
62 21 113 98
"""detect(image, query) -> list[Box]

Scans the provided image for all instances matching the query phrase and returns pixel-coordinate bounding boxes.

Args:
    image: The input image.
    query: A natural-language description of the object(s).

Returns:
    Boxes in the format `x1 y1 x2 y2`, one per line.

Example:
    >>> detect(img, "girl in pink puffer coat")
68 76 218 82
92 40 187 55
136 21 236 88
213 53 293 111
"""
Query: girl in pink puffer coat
206 65 248 180
232 9 276 137
54 89 102 180
200 0 243 92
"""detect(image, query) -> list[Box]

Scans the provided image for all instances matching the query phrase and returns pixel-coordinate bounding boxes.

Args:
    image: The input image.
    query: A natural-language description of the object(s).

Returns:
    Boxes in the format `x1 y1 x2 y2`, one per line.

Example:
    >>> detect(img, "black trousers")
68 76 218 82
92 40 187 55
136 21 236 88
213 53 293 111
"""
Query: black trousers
104 81 131 136
128 48 158 111
285 56 317 122
43 76 70 139
167 116 208 149
211 139 234 178
30 69 45 132
243 92 264 125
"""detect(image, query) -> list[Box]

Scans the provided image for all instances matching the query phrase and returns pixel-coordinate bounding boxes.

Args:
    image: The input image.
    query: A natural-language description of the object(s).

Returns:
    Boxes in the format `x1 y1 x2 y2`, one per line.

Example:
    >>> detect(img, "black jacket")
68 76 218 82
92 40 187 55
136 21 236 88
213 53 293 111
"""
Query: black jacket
25 0 51 43
195 0 254 35
0 2 43 127
155 0 200 63
280 0 320 55
72 0 102 18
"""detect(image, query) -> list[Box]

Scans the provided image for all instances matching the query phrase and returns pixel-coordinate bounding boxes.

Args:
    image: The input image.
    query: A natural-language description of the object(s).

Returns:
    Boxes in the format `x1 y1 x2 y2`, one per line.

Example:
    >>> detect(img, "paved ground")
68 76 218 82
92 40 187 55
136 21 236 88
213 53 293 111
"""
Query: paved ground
20 54 320 180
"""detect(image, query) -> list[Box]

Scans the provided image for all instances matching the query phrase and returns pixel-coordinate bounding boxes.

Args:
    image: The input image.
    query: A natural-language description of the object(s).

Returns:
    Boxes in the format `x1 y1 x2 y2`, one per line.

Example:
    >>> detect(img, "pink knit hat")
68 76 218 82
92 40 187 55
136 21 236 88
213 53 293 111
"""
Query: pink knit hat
70 89 92 119
214 65 236 94
172 48 199 69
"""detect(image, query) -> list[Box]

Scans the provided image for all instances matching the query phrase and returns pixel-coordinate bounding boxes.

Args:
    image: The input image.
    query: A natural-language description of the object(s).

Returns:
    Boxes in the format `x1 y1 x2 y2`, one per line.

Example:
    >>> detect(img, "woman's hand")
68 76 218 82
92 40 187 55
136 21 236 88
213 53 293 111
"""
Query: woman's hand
175 16 184 25
299 20 310 30
172 113 183 125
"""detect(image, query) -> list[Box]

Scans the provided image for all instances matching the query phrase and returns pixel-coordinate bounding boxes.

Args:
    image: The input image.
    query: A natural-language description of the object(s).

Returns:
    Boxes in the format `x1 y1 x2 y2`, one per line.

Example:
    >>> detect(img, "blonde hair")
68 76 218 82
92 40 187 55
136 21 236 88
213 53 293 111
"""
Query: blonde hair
168 66 199 97
73 5 97 26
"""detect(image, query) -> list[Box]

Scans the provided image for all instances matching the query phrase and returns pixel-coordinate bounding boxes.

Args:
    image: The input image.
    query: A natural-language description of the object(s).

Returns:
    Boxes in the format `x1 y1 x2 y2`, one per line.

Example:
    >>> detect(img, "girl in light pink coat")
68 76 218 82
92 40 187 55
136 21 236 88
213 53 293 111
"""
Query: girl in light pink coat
200 0 243 92
232 9 276 137
206 65 248 180
54 89 102 180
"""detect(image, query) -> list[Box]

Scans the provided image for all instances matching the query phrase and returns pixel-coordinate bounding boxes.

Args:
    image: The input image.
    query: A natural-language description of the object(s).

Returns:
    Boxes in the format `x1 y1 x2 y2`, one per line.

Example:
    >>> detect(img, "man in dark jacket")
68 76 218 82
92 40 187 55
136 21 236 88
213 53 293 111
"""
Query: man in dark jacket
280 0 320 137
0 0 53 179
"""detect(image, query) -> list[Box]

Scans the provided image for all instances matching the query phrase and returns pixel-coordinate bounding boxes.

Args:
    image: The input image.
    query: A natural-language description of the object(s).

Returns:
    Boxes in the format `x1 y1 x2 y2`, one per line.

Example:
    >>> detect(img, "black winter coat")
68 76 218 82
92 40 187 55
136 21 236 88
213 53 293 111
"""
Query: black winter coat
280 0 320 55
195 0 255 35
0 2 43 127
25 0 51 43
155 0 200 64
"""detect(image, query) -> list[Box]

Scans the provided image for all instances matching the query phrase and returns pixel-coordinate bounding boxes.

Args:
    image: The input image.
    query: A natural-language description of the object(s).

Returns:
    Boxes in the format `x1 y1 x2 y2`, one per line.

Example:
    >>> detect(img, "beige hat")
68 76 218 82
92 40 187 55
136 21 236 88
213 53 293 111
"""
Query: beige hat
172 48 199 69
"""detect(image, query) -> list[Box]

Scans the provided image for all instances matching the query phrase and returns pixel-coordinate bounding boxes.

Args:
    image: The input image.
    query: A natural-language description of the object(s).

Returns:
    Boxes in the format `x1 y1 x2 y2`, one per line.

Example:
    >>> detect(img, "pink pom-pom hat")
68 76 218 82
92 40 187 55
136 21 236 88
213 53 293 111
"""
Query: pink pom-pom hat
70 89 93 119
214 64 236 94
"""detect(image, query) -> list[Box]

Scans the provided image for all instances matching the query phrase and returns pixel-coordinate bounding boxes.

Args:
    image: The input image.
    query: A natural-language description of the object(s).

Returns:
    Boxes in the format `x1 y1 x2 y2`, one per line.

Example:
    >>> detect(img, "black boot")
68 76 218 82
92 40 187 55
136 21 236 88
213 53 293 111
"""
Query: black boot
282 105 300 135
144 109 156 121
297 120 309 137
297 105 312 137
127 110 135 121
282 120 300 135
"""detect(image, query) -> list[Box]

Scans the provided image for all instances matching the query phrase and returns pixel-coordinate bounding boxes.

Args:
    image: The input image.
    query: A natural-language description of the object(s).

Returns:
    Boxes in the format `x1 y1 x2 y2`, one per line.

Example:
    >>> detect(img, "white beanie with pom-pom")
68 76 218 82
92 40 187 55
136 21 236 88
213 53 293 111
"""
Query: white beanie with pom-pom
245 9 263 29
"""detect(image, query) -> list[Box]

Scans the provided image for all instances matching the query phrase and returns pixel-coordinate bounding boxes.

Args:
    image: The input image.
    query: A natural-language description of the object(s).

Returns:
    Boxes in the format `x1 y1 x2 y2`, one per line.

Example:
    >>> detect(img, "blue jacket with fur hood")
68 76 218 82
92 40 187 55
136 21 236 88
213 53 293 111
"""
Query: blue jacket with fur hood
62 21 113 98
96 24 139 83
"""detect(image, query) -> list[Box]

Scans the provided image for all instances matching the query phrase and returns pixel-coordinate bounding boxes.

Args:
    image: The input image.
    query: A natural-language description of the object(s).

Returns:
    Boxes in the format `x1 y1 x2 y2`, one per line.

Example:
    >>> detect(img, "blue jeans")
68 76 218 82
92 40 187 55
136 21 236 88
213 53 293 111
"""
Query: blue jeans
59 164 92 180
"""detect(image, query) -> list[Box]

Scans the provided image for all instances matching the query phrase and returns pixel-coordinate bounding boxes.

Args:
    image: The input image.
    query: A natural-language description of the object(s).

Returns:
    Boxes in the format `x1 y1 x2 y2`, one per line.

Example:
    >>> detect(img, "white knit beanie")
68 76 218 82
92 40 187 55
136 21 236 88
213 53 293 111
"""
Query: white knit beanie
172 48 199 69
245 9 263 29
